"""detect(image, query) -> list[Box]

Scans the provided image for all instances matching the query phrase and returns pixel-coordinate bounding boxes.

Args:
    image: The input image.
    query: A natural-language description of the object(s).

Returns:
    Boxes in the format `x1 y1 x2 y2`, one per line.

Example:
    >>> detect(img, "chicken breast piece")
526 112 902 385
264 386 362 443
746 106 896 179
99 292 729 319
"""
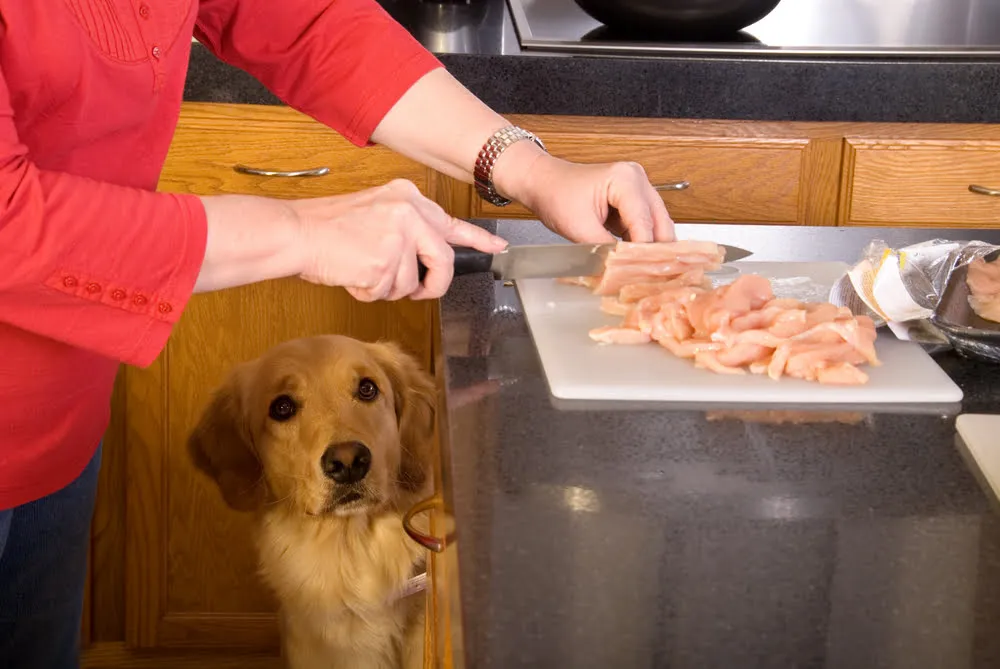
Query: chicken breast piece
967 255 1000 323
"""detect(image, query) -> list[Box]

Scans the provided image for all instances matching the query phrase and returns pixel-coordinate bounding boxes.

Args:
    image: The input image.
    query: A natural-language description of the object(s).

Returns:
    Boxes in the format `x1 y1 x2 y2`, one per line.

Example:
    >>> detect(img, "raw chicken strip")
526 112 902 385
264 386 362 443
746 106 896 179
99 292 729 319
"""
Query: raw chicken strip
559 240 726 296
609 240 726 263
589 326 651 345
557 275 600 289
966 255 1000 323
594 261 720 296
618 270 710 303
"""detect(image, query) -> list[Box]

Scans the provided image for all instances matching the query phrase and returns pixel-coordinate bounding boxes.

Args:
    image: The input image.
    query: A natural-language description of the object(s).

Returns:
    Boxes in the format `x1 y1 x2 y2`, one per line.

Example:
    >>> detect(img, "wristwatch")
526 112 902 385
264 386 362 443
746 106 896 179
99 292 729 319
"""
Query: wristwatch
473 125 547 207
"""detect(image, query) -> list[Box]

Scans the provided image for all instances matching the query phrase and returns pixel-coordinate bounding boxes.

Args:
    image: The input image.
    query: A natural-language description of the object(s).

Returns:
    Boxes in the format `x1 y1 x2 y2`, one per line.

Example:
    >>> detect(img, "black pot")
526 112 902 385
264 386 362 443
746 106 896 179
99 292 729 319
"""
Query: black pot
572 0 782 36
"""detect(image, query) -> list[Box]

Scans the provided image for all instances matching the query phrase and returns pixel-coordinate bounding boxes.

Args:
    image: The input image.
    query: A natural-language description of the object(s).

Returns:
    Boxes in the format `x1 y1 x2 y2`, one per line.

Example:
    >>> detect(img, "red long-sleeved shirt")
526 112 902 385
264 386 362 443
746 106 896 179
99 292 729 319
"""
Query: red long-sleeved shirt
0 0 441 509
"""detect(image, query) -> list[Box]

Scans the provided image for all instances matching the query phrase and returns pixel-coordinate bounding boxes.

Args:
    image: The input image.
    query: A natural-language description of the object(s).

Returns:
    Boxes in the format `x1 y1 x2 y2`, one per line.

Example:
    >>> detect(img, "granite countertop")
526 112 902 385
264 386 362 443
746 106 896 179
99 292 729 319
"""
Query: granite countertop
184 0 1000 123
440 221 1000 669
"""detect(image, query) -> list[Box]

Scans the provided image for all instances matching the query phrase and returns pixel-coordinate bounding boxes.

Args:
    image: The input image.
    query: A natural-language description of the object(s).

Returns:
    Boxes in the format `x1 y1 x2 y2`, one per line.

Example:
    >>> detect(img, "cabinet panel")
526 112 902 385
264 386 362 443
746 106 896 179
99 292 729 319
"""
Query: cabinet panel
841 131 1000 228
158 102 429 198
476 138 807 223
466 117 845 226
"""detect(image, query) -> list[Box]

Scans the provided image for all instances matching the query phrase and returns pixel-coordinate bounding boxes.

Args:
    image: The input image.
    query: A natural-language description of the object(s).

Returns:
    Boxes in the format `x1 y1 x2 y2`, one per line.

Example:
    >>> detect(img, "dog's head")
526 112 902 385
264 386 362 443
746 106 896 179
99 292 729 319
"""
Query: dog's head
188 335 436 517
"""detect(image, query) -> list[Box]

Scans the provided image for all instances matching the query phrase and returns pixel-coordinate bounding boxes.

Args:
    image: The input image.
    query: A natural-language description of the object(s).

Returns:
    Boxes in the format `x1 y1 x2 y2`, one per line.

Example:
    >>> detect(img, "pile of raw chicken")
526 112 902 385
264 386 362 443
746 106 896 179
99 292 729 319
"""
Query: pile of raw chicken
559 240 881 385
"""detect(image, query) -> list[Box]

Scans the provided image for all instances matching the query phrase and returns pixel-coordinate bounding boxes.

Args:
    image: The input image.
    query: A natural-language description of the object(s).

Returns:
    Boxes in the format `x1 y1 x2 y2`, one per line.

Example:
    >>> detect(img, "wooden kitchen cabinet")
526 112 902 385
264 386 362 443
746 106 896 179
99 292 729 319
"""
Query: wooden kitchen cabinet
457 115 846 227
449 115 1000 230
840 124 1000 228
83 102 442 666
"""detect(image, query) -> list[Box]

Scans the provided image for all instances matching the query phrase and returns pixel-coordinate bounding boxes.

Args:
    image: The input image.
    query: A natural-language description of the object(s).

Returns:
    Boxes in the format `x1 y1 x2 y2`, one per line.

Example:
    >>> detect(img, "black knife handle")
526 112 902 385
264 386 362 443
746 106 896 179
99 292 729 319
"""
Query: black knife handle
417 246 493 283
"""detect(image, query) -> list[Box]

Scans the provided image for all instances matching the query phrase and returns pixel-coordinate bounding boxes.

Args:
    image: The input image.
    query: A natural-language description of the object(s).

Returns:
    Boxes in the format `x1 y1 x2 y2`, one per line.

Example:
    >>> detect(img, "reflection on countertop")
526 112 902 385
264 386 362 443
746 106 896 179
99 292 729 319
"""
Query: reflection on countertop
439 220 1000 669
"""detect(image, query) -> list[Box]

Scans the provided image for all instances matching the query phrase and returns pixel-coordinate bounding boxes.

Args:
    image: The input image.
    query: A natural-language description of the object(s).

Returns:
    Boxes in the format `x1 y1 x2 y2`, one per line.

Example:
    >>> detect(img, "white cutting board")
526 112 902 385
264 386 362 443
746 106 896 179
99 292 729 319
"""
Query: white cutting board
516 261 963 404
956 414 1000 502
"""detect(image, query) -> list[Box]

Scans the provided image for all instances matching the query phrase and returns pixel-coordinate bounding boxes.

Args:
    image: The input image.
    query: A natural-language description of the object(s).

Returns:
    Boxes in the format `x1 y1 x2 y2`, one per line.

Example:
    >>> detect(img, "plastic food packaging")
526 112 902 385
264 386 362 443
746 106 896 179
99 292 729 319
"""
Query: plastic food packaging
829 239 1000 362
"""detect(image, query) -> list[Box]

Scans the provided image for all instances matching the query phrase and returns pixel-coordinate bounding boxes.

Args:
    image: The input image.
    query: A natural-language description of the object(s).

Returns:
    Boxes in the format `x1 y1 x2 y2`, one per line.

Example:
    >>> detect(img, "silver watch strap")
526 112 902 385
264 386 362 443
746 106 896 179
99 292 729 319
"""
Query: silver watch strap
473 125 547 207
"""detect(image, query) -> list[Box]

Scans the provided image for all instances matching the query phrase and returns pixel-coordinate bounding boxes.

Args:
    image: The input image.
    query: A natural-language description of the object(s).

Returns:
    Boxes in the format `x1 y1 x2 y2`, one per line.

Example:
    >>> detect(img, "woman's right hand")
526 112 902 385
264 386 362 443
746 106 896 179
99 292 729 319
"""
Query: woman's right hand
291 179 507 302
195 179 507 300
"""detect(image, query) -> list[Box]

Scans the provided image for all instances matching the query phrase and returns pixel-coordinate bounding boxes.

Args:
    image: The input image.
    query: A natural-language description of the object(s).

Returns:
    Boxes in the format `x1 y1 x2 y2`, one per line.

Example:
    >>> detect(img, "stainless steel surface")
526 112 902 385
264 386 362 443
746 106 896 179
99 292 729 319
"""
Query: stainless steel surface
970 184 1000 196
509 0 1000 58
653 180 691 191
233 164 331 177
492 241 753 279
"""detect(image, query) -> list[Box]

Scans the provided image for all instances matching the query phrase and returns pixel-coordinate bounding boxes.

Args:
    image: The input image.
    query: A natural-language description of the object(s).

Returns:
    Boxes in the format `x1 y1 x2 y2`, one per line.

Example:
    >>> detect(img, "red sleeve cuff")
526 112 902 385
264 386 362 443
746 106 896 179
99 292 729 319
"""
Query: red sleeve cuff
36 193 208 368
126 194 208 367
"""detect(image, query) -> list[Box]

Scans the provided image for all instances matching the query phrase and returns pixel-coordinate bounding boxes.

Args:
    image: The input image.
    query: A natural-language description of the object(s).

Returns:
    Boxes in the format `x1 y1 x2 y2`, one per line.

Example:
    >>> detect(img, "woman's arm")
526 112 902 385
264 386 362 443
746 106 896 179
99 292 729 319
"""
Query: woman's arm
370 67 674 243
195 0 673 243
368 68 545 205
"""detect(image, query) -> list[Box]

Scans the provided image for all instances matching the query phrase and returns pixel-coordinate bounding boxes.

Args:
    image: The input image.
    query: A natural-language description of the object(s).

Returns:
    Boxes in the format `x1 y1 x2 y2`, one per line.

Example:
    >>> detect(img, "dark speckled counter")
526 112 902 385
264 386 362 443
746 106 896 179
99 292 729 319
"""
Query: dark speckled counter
440 221 1000 669
183 0 1000 123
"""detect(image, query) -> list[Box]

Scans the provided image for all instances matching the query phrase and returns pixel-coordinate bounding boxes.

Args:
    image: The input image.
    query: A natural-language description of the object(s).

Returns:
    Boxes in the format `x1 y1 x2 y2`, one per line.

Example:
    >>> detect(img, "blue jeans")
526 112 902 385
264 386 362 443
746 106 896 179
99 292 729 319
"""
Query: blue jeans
0 445 102 669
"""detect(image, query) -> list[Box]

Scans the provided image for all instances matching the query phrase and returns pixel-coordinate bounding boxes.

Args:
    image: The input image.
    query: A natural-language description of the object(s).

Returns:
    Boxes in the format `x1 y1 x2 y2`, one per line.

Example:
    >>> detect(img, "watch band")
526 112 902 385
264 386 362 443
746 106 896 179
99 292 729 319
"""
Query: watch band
473 125 547 207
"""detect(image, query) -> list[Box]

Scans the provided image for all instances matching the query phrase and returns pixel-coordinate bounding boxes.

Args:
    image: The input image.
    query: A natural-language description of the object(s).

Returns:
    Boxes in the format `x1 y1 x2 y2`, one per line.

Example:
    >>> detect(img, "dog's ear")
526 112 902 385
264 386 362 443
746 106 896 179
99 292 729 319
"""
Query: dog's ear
187 363 267 512
371 341 437 494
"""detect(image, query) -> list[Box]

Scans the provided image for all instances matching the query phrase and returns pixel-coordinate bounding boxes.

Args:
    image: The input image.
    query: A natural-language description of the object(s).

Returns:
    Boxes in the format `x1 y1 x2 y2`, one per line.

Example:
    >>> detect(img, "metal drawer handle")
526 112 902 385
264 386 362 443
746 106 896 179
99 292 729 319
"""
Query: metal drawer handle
402 494 453 553
653 180 690 191
233 164 330 177
969 184 1000 196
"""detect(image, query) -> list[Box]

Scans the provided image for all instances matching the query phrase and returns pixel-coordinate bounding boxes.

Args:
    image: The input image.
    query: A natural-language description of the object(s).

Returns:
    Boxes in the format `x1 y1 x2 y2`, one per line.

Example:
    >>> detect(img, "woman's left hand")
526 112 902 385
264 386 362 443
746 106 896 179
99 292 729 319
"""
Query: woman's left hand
493 144 675 244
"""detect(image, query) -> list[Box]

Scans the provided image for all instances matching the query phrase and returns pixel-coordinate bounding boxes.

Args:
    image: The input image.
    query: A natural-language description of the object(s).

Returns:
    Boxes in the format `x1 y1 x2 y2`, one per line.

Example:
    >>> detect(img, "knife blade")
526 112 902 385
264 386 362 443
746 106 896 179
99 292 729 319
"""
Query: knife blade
418 242 753 282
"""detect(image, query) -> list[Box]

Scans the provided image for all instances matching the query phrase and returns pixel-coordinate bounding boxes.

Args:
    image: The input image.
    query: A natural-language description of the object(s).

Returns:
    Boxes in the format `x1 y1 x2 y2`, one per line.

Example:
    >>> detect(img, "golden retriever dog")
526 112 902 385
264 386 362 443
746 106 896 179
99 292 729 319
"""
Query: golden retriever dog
188 335 436 669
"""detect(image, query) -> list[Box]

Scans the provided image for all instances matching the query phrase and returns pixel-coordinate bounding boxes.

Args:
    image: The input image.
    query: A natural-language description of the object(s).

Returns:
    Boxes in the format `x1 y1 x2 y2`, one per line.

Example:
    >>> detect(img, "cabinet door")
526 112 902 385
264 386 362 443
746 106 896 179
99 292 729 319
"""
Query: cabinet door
840 125 1000 227
115 103 436 650
157 102 430 198
467 116 844 227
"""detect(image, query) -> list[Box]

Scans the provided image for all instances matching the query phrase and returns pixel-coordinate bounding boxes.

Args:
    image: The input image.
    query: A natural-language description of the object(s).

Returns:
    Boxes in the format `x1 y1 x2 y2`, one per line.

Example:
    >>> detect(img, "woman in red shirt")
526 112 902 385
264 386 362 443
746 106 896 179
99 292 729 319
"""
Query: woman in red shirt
0 1 673 666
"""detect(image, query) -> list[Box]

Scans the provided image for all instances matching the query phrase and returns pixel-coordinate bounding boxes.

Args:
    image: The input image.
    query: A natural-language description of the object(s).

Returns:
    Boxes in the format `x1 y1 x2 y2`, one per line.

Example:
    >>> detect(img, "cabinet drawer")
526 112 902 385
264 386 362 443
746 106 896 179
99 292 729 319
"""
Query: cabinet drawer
842 138 1000 227
473 137 809 224
158 102 428 198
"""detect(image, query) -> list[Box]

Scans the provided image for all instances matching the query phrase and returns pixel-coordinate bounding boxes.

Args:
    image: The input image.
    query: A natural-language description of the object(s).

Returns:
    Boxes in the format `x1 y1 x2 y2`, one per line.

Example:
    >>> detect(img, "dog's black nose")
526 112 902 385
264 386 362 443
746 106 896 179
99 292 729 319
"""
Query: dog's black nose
321 442 371 484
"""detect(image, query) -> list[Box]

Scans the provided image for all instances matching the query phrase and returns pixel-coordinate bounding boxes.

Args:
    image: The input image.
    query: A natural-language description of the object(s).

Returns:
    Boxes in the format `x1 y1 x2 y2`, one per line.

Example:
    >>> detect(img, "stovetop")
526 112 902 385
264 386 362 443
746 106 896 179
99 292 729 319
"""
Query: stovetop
509 0 1000 58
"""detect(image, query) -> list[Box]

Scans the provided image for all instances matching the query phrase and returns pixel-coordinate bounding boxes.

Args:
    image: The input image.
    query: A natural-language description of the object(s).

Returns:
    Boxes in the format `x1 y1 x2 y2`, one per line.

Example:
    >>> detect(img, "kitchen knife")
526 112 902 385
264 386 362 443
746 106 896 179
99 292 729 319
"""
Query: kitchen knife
418 242 753 282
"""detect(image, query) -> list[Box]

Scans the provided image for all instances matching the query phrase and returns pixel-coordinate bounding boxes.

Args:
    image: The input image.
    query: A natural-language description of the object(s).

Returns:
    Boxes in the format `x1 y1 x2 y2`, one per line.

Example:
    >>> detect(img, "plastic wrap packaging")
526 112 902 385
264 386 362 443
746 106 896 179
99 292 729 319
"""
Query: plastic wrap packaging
829 239 1000 362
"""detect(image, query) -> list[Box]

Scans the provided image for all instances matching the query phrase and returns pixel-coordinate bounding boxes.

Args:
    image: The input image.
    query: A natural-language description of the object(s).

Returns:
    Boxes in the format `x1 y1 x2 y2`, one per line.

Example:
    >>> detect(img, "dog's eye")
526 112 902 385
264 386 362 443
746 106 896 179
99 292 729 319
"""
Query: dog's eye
268 395 298 422
357 378 379 402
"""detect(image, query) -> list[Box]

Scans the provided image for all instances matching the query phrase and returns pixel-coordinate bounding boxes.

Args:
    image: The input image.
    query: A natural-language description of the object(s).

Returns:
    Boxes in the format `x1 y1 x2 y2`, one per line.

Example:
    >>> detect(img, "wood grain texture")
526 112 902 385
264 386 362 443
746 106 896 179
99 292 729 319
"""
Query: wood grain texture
158 102 430 199
473 137 807 224
465 116 855 225
80 642 280 668
798 134 845 226
89 370 127 642
841 137 1000 227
